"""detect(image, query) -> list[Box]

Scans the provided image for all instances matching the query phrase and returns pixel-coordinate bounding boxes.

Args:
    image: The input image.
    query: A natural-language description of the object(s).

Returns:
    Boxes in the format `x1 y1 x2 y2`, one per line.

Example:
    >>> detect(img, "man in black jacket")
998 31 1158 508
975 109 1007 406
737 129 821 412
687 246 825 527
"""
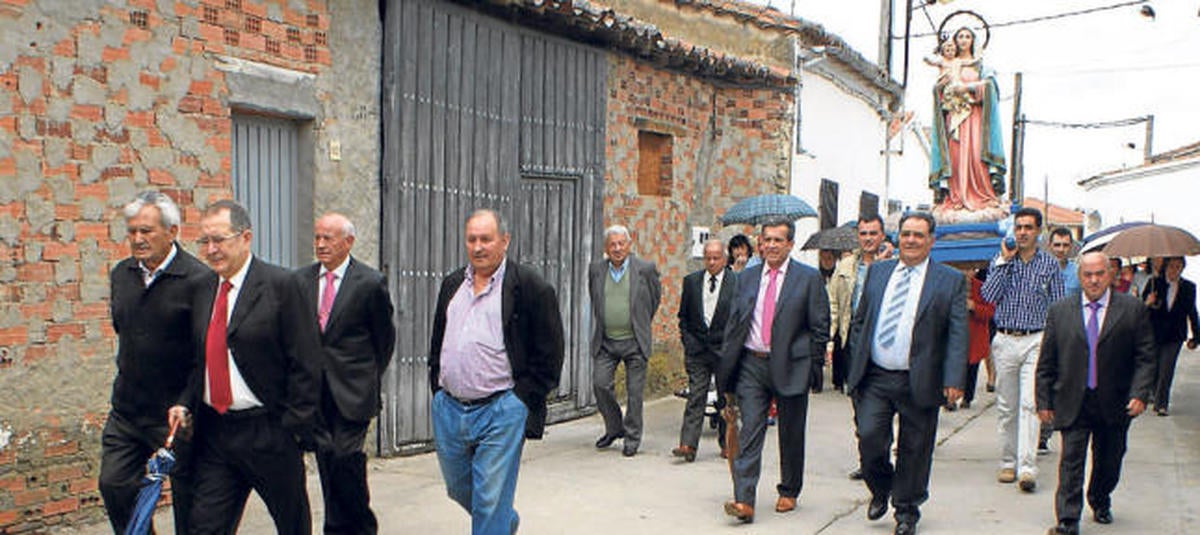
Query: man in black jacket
429 209 564 534
298 213 396 534
673 238 735 462
101 190 210 533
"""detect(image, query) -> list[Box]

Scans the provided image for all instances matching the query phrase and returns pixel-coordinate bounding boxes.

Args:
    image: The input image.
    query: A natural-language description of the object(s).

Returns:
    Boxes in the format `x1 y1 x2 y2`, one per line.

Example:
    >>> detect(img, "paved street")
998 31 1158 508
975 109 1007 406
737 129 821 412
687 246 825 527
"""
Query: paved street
65 348 1199 534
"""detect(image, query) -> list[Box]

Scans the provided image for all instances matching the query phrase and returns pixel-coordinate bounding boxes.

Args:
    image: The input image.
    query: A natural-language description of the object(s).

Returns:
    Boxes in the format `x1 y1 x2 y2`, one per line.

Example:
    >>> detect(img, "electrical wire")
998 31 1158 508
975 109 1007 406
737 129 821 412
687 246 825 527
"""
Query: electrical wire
1022 116 1150 129
902 0 1150 39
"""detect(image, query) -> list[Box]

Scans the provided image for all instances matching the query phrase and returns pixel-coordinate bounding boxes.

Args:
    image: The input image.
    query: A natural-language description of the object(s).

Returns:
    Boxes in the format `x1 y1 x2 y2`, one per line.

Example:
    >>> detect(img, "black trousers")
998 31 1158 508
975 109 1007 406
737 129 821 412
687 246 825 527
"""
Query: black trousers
1154 340 1184 410
190 405 311 535
830 336 848 390
1054 390 1131 524
99 410 193 534
316 381 377 535
679 353 726 452
962 362 980 404
854 364 939 524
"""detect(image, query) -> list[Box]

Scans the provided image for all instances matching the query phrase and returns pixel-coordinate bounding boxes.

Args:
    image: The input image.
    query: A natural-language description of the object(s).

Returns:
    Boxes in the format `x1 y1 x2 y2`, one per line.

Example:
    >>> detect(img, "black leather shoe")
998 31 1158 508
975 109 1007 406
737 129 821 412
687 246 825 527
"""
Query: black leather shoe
1093 507 1113 524
894 520 917 535
622 444 638 457
1047 520 1079 534
595 432 624 449
848 468 864 480
867 494 888 521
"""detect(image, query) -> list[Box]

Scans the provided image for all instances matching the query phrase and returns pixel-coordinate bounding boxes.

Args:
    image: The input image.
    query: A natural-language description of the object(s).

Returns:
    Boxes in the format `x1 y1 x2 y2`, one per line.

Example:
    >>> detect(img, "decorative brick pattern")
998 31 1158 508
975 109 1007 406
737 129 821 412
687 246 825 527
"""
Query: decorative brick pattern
0 1 338 531
604 55 793 391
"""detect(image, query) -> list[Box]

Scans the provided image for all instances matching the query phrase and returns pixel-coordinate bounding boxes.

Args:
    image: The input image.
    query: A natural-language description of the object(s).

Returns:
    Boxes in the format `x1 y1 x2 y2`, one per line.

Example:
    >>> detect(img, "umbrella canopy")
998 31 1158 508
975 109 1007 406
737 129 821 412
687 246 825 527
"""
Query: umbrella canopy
125 423 179 535
801 222 858 251
1080 221 1151 253
720 194 817 226
1101 224 1200 258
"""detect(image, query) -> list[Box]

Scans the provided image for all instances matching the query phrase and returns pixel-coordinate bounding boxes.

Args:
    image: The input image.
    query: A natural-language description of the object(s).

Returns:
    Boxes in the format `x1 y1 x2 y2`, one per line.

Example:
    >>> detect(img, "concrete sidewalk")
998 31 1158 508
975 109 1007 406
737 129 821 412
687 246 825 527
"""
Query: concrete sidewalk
65 349 1200 534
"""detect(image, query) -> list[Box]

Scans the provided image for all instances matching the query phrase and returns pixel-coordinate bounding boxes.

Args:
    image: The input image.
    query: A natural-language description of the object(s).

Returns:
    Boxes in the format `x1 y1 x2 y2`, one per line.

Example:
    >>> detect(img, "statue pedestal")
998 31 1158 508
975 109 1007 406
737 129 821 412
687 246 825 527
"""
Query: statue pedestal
927 205 1012 265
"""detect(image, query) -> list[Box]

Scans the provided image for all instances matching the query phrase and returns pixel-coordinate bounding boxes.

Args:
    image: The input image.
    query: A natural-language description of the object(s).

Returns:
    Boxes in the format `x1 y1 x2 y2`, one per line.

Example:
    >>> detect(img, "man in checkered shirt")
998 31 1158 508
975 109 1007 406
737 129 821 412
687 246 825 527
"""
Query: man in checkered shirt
981 207 1066 494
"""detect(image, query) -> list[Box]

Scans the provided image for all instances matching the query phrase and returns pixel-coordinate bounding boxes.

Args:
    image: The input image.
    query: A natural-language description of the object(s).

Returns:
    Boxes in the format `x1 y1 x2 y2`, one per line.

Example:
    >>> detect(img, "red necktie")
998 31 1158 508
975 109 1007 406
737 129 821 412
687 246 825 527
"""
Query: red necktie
206 280 233 414
318 271 337 332
762 268 779 347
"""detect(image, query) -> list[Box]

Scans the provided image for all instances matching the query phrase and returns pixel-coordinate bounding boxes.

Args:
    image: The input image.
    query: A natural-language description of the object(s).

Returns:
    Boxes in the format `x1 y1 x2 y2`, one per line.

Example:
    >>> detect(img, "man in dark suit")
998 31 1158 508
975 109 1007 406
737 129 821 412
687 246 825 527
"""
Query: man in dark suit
845 212 968 535
717 217 830 522
169 200 321 535
429 209 564 534
101 190 209 534
673 238 735 462
589 225 661 457
297 213 396 534
1142 256 1198 416
1038 251 1157 535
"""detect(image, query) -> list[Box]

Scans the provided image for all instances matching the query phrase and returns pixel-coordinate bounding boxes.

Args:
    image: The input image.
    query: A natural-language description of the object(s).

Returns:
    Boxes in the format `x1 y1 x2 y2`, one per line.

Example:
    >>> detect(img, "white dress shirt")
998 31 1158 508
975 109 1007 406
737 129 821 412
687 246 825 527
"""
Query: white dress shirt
871 258 930 371
205 256 264 411
745 260 790 353
702 269 726 327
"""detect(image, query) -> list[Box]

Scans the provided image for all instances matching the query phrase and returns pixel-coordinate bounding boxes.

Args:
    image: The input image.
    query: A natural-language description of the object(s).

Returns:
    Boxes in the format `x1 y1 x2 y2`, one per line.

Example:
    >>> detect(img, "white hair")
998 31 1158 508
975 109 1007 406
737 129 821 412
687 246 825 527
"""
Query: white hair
604 224 631 240
123 190 181 228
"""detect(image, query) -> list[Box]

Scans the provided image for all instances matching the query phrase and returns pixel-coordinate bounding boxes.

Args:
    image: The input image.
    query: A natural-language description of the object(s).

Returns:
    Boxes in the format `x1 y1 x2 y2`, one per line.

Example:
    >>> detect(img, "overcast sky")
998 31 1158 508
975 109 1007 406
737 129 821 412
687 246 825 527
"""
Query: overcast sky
756 0 1200 209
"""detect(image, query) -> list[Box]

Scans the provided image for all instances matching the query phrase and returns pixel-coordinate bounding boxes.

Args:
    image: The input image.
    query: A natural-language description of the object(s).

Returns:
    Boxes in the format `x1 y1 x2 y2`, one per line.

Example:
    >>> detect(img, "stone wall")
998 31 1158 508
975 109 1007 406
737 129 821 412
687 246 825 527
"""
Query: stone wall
0 0 379 530
603 53 793 395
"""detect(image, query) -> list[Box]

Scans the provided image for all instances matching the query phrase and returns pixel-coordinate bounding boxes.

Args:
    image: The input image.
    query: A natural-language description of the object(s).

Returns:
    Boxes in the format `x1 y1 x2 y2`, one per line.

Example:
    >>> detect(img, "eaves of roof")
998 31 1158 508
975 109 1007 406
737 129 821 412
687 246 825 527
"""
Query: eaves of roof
463 0 795 88
671 0 903 107
1078 139 1200 188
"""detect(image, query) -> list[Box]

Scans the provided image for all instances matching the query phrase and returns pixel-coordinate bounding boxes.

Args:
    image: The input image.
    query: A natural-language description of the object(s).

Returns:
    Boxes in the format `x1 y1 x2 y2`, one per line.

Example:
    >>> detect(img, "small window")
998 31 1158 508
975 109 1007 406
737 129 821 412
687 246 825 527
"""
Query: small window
637 131 672 197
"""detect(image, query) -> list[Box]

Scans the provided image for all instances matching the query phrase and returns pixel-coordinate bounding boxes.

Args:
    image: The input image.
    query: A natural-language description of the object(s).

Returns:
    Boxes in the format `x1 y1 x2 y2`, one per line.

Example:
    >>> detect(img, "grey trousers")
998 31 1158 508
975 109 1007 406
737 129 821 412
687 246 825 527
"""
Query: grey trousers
732 354 808 507
593 337 647 448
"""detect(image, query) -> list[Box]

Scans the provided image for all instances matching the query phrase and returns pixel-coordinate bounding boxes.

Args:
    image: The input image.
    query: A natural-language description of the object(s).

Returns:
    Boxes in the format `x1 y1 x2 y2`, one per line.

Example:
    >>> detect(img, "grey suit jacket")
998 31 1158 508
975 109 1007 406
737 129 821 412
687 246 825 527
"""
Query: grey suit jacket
845 259 969 408
589 255 661 359
717 259 831 397
1036 290 1157 428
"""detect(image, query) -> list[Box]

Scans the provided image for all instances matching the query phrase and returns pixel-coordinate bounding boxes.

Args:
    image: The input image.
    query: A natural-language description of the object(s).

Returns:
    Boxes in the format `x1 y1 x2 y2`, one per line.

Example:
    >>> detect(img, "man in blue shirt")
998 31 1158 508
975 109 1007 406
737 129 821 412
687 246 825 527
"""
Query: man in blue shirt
1049 227 1080 297
981 207 1065 494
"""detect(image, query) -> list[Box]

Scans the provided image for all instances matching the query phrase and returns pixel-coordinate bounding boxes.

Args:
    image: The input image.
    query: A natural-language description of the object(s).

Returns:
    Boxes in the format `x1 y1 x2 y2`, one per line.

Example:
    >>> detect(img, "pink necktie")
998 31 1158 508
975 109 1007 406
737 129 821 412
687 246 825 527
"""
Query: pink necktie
318 271 337 331
762 268 779 347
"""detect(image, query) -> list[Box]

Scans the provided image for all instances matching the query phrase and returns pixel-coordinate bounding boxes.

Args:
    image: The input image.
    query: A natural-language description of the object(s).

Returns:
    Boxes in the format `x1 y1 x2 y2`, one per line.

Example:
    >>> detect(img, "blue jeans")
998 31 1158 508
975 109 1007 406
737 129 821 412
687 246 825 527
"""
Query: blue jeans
432 390 527 535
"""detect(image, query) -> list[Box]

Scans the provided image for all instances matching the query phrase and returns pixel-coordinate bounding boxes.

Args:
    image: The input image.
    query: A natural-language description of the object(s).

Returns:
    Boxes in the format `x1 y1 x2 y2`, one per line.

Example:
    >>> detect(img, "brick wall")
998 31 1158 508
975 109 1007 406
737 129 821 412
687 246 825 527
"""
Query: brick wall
603 54 793 394
0 1 380 531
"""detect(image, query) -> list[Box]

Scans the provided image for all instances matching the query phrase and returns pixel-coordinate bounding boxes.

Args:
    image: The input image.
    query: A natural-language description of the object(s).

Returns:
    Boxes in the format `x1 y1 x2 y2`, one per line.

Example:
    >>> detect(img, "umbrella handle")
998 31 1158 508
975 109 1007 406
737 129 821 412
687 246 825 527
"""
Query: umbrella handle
165 419 180 449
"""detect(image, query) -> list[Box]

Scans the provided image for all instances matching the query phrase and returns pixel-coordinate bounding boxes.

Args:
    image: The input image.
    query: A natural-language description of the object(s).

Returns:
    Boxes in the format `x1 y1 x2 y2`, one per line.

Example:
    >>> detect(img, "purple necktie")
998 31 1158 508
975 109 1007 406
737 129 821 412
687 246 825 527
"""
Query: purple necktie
1086 301 1102 389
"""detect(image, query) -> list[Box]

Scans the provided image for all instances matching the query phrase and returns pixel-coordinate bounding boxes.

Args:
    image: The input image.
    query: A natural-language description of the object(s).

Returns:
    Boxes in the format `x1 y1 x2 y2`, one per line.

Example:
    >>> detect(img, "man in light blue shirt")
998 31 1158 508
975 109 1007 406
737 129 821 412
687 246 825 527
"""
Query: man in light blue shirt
1049 228 1080 298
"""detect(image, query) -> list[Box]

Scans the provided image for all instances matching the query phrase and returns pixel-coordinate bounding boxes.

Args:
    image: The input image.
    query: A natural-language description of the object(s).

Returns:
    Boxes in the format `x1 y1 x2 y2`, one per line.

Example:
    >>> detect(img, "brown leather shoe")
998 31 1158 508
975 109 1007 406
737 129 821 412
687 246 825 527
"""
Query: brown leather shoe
671 445 697 462
719 447 729 459
724 501 754 523
775 496 796 513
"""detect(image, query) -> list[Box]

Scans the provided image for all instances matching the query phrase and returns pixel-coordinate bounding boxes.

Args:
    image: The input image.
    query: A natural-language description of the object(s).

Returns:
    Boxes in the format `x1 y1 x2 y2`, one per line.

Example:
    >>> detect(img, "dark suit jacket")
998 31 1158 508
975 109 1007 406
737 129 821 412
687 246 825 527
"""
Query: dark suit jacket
297 257 396 422
589 255 661 359
844 259 969 408
429 260 565 439
1036 290 1157 428
717 259 831 397
183 257 322 439
1143 276 1199 345
109 245 211 426
678 268 735 362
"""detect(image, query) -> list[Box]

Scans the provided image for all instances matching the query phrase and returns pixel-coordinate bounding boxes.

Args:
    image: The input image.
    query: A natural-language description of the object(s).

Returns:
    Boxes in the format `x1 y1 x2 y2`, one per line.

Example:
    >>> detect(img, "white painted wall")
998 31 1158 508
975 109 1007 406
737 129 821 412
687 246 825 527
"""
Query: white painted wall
1082 158 1200 282
788 71 930 264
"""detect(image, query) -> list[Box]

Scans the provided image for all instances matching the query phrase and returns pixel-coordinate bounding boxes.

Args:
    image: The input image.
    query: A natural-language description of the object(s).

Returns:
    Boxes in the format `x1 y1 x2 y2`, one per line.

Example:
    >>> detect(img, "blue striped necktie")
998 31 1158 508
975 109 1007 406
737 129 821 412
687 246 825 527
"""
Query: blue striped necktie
877 266 912 349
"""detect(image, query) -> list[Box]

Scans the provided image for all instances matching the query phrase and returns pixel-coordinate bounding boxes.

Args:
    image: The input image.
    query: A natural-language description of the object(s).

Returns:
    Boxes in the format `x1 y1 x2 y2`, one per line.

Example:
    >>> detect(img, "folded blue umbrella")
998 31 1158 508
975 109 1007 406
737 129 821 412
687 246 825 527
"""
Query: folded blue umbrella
124 428 179 535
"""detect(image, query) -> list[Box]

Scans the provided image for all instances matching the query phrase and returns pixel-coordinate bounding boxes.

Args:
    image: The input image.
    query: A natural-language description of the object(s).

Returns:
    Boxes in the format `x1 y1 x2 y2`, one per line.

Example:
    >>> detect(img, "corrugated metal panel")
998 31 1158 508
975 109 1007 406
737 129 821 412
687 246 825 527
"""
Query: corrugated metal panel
231 115 299 267
380 0 605 455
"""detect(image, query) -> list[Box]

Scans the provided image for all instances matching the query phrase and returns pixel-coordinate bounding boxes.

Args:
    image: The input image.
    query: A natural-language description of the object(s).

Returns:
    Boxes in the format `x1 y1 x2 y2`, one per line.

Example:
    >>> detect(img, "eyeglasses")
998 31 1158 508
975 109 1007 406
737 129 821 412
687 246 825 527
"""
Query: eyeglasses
196 231 242 247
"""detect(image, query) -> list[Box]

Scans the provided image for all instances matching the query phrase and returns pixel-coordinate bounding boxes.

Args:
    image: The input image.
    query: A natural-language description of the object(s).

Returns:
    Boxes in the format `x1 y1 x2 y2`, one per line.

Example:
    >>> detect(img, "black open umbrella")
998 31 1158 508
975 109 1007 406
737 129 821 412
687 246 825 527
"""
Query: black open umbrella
801 222 858 251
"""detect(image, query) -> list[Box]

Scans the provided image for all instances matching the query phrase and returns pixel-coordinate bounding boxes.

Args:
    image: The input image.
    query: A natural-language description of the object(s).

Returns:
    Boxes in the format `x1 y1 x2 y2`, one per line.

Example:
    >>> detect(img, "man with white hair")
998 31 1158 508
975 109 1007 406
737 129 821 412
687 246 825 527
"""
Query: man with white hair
589 224 661 457
101 190 210 533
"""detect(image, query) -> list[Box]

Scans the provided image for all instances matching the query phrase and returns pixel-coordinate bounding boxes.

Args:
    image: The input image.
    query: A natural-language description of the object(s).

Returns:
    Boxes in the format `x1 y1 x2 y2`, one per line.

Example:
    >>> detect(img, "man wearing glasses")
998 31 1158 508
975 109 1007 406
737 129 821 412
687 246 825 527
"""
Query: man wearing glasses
169 200 321 534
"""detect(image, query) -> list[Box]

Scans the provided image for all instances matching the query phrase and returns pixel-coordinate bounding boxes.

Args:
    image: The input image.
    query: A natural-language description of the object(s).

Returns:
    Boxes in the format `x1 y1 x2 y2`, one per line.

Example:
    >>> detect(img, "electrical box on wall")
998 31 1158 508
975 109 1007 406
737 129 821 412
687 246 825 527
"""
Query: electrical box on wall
690 226 711 258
